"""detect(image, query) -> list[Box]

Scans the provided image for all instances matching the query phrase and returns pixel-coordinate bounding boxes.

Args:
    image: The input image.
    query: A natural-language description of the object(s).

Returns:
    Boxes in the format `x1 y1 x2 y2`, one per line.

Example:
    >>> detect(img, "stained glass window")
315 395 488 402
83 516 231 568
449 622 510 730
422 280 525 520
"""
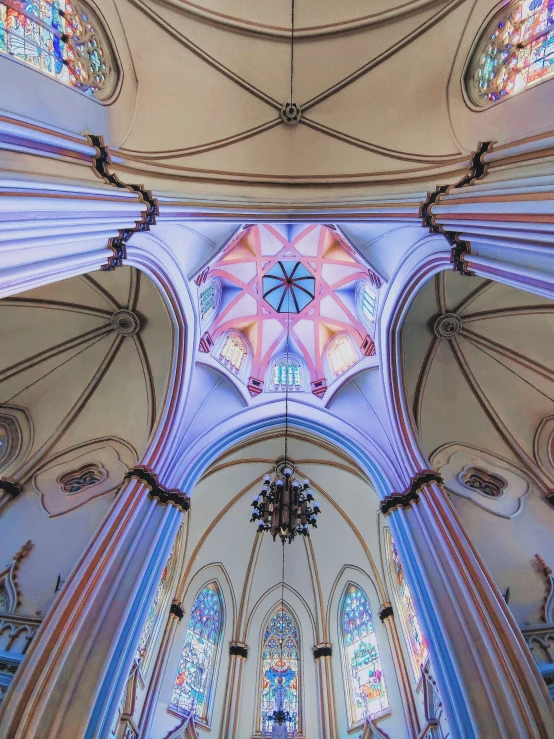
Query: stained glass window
199 279 220 326
388 537 428 678
135 548 174 666
0 1 116 98
272 357 302 391
327 334 359 379
468 0 554 105
170 583 223 723
219 333 247 374
361 284 378 323
260 609 300 734
341 584 388 726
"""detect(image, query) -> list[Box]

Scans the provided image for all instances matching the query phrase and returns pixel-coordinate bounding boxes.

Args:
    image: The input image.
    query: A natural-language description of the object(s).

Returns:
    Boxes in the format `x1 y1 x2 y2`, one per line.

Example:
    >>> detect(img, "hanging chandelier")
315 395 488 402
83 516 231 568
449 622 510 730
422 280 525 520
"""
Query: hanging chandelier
251 461 320 543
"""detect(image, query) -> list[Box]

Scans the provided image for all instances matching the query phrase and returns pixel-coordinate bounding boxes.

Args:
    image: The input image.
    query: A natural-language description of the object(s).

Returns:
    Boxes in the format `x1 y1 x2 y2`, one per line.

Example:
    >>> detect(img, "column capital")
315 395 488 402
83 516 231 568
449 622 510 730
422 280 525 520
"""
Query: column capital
313 643 332 660
380 471 443 516
124 466 190 512
229 642 248 659
169 600 185 621
378 604 394 623
0 478 21 500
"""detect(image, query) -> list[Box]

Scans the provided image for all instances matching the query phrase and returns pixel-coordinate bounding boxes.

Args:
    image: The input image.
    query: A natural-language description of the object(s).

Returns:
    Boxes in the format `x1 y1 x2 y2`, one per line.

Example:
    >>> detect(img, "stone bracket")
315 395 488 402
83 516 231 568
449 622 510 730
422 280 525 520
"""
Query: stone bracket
170 600 185 621
229 642 248 659
378 604 394 623
124 466 190 512
380 471 444 516
313 643 332 659
88 135 159 271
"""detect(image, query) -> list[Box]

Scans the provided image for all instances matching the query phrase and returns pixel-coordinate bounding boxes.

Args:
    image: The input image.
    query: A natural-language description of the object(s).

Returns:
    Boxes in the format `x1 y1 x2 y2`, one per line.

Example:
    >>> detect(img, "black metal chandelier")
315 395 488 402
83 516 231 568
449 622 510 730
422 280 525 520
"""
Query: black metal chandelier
251 462 320 543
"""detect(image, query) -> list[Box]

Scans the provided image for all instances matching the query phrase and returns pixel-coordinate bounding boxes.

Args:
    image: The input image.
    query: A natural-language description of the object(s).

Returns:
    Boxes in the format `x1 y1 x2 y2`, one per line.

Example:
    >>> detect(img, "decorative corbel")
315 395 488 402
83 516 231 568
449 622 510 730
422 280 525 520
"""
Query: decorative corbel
124 466 190 513
170 600 185 621
380 471 444 517
378 604 394 623
313 643 332 659
87 135 159 271
229 641 248 659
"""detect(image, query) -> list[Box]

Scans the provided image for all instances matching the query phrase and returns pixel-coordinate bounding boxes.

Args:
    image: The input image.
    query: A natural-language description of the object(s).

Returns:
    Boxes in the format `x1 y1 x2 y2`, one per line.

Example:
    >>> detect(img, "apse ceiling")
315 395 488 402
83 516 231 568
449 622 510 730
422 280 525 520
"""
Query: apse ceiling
198 224 377 394
113 0 475 187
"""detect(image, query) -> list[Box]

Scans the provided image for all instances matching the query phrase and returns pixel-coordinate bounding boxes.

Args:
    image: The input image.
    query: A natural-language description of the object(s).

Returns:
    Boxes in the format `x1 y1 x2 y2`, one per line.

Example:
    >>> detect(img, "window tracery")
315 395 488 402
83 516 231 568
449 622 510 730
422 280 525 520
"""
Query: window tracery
135 547 174 667
460 466 507 497
170 583 223 724
326 334 359 380
270 355 304 392
388 536 428 678
467 0 554 105
0 0 117 99
340 584 388 726
357 281 378 328
199 278 221 329
218 332 248 376
260 608 301 734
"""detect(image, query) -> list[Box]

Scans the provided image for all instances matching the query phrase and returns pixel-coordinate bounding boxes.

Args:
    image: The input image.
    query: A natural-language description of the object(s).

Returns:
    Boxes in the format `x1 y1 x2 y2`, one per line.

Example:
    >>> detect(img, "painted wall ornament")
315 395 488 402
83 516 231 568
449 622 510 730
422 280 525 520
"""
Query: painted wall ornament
431 444 529 519
534 554 554 623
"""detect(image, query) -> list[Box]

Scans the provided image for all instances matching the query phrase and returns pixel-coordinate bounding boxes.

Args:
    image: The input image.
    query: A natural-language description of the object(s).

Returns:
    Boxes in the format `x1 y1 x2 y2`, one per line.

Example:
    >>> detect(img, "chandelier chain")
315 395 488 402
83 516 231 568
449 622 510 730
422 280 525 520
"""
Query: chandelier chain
290 0 295 104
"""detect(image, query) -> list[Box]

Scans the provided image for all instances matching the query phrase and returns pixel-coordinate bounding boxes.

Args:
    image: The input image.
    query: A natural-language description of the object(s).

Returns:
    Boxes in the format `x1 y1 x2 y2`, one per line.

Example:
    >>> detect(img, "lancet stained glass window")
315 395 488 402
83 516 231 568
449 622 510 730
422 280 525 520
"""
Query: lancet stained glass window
327 334 358 379
199 279 220 326
389 538 428 677
272 358 302 391
170 583 223 722
361 284 378 323
219 333 247 374
468 0 554 105
0 0 115 98
260 609 300 734
341 584 388 725
135 548 174 666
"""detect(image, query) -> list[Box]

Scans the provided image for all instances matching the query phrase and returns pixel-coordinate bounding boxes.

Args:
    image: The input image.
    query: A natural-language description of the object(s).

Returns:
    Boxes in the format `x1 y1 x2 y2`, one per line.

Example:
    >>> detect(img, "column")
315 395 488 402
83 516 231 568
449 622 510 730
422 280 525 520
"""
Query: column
0 469 190 739
377 606 420 739
382 472 554 739
220 642 248 739
138 600 185 737
313 644 338 739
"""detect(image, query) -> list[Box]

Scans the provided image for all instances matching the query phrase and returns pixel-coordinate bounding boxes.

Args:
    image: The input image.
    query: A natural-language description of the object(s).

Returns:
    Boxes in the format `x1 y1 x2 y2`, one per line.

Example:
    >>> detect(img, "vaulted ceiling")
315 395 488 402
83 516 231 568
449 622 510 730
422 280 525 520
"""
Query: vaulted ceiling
199 224 376 390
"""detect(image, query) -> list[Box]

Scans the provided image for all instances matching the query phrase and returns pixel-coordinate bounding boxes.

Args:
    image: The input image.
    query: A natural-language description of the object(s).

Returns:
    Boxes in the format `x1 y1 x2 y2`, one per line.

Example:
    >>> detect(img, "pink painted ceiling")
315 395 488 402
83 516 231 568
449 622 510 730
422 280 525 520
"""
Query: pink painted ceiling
203 224 373 384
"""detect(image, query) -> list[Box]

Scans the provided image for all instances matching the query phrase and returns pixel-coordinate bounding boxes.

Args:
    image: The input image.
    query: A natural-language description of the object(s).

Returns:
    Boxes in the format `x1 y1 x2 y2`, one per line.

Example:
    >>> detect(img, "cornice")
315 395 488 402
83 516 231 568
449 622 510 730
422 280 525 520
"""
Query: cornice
380 471 444 516
88 135 159 271
124 466 191 512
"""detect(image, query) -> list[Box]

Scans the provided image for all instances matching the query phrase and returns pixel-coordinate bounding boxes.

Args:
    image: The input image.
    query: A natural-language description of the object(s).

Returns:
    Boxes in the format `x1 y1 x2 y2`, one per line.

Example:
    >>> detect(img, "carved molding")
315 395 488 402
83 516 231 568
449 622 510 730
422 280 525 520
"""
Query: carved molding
88 135 159 271
0 541 33 613
380 471 443 516
534 554 554 623
124 466 190 512
229 641 248 659
421 141 492 275
313 643 332 660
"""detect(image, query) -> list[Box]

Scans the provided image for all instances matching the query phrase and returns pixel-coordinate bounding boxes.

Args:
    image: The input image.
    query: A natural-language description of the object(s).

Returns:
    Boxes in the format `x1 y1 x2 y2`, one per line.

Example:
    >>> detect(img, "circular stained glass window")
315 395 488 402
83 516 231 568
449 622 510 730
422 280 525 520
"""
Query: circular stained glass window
262 261 315 313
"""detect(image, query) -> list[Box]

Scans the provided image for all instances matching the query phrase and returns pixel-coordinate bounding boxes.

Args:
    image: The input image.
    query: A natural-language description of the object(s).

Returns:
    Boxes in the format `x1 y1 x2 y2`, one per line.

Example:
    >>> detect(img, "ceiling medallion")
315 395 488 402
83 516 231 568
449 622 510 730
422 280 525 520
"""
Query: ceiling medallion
434 312 462 339
111 309 140 336
262 261 315 313
280 102 301 125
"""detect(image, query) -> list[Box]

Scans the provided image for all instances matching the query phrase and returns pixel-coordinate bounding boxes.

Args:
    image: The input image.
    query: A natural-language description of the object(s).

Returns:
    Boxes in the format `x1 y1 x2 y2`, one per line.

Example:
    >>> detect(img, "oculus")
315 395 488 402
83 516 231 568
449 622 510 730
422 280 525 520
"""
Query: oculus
262 261 315 314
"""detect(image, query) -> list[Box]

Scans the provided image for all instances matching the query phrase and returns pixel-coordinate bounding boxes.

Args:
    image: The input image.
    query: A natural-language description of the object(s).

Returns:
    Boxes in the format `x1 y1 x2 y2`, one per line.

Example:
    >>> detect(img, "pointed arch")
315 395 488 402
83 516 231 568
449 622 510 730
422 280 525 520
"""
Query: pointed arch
169 581 224 724
214 330 252 383
385 530 428 679
259 605 301 734
324 333 362 383
339 582 389 728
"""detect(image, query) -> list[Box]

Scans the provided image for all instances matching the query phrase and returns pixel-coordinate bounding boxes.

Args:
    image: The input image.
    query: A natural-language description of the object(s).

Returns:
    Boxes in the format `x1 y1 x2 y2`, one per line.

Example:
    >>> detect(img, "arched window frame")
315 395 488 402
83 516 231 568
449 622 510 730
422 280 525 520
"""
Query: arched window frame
0 0 119 101
355 280 379 333
385 530 428 680
465 0 554 107
214 330 252 383
169 580 225 727
257 605 303 736
338 582 389 729
323 333 362 385
266 352 309 392
198 277 221 331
